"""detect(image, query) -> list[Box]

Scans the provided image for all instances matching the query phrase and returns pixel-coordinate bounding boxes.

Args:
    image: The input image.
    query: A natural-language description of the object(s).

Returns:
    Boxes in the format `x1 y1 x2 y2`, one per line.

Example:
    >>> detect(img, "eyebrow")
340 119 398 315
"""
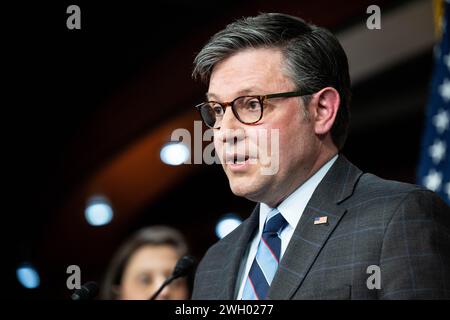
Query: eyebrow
206 88 263 101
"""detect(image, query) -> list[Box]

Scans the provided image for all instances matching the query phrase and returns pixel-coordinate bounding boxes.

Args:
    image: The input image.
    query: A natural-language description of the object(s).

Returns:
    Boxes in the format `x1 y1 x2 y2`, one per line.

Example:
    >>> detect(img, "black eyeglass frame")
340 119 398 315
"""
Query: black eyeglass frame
194 90 316 129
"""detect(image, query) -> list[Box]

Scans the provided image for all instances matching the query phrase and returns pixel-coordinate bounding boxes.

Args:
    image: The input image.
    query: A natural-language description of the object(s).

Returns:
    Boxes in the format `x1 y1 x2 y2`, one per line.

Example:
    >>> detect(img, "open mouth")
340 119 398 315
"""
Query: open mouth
232 154 249 164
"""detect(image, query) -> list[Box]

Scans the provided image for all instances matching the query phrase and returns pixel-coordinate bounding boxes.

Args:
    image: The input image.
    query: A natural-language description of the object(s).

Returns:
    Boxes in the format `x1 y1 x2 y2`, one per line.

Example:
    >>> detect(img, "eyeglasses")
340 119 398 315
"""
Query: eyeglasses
194 90 315 129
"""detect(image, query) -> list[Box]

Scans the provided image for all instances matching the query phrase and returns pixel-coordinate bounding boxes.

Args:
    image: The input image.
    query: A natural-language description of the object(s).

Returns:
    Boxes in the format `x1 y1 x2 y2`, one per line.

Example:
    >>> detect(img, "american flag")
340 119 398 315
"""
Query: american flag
417 0 450 205
314 216 328 225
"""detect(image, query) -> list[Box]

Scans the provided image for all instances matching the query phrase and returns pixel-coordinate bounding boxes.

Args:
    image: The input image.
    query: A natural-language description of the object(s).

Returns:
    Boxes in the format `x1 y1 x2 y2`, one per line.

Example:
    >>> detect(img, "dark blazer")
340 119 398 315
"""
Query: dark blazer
192 155 450 299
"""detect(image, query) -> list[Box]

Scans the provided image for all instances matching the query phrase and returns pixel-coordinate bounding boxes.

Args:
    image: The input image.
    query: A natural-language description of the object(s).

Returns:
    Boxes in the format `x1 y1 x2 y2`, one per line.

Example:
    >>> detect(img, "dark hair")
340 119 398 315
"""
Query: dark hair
192 13 351 150
100 226 188 299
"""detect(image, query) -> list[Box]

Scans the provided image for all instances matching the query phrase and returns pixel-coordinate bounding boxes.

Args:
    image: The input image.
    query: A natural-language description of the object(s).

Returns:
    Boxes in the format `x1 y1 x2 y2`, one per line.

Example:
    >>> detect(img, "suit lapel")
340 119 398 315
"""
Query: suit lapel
267 155 363 299
221 204 260 299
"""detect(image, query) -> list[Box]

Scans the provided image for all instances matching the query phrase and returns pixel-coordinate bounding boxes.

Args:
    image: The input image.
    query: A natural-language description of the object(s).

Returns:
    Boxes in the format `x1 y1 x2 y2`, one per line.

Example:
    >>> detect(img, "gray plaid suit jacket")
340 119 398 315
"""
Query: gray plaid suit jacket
192 155 450 299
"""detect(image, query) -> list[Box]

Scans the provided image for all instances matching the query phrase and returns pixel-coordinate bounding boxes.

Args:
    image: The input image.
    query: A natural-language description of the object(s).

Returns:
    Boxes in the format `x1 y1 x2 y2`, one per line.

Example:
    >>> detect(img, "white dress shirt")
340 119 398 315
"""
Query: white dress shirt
235 154 338 299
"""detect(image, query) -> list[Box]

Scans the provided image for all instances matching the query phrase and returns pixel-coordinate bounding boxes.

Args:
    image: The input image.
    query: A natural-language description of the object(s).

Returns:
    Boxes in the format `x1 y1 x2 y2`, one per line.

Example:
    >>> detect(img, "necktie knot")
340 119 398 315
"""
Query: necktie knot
263 212 287 235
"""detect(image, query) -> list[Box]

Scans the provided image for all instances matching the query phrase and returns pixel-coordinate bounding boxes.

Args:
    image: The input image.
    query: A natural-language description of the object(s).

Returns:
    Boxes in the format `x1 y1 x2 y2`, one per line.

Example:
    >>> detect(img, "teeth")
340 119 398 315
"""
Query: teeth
230 155 248 164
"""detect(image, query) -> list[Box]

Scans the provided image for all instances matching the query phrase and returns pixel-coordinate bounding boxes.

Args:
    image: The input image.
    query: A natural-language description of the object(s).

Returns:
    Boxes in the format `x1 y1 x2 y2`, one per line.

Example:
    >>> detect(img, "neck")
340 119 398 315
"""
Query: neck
266 146 338 208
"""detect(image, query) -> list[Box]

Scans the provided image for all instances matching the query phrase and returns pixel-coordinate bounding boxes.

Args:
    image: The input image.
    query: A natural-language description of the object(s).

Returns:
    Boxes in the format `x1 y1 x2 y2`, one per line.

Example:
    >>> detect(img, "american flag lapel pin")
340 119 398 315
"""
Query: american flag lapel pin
314 216 328 225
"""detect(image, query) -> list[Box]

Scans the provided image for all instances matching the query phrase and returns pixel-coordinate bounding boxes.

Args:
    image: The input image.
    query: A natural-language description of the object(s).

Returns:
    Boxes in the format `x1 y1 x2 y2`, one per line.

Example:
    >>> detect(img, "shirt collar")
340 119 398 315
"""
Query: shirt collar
259 154 338 230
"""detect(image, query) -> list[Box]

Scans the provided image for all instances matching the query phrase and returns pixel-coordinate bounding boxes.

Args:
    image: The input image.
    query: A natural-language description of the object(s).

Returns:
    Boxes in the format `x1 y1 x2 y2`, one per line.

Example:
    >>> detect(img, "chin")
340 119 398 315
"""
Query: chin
228 177 267 202
228 178 253 197
229 182 250 197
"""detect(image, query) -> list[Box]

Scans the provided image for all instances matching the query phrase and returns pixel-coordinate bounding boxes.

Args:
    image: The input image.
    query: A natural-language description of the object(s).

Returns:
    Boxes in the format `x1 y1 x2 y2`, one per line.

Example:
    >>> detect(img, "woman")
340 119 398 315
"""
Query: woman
100 226 191 300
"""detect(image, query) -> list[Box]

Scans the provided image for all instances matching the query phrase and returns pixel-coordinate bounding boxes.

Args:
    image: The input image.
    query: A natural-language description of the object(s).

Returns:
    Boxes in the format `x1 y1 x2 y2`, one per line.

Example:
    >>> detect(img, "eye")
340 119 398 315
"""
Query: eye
210 103 224 116
137 274 152 286
244 98 261 111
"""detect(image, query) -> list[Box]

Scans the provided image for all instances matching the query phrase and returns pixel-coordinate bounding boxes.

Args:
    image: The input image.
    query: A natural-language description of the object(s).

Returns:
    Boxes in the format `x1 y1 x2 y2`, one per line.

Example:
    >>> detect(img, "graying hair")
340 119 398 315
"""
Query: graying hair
192 13 351 150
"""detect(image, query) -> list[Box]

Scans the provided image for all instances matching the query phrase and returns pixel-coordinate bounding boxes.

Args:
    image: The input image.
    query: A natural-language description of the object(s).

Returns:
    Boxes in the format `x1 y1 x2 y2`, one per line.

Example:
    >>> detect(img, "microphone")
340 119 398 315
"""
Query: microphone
149 255 196 300
71 281 99 300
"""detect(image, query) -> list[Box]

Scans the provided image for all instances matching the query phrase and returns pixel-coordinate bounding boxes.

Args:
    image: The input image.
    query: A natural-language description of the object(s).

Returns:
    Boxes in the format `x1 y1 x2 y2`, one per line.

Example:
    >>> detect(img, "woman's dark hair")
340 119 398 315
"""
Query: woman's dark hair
100 226 189 299
193 12 351 150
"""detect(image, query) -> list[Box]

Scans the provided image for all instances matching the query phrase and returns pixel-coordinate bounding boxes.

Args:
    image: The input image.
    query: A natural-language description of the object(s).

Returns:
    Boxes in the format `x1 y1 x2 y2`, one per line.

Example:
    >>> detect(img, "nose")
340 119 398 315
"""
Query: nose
153 276 170 300
216 107 246 144
156 284 171 300
220 105 241 130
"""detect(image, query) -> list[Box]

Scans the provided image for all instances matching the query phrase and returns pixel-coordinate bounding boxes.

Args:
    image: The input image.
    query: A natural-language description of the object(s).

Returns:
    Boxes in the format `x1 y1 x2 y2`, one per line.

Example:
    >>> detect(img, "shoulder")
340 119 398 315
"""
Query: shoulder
350 172 431 207
195 216 249 273
348 172 450 226
192 216 252 299
357 172 423 196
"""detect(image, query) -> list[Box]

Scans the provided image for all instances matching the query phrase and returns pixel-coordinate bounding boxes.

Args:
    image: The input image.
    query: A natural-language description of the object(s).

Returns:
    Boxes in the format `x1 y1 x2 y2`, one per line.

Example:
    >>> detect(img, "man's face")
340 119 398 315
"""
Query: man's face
209 48 321 206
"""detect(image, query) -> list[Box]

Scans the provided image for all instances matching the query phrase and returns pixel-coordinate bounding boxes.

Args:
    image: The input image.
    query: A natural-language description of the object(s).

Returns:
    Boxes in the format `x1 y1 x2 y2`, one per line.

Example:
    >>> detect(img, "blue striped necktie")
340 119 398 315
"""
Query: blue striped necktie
242 210 288 300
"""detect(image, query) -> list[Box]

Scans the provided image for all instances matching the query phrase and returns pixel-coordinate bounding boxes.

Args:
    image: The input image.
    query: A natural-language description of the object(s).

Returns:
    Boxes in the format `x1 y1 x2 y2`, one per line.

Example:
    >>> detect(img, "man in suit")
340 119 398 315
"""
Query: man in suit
190 13 450 299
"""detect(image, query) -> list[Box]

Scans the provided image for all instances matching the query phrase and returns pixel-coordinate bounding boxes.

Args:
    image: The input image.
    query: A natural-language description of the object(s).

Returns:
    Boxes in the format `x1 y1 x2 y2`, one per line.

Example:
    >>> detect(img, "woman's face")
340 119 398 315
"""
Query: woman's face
118 244 189 300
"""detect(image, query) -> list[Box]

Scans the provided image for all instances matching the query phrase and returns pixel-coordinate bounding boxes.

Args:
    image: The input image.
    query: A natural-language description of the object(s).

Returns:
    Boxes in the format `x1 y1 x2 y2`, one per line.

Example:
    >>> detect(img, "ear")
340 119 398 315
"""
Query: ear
312 87 340 136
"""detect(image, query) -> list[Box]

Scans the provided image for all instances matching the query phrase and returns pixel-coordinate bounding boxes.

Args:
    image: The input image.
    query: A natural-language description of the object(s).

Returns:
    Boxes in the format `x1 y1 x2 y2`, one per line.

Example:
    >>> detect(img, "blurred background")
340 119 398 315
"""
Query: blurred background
5 0 448 298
